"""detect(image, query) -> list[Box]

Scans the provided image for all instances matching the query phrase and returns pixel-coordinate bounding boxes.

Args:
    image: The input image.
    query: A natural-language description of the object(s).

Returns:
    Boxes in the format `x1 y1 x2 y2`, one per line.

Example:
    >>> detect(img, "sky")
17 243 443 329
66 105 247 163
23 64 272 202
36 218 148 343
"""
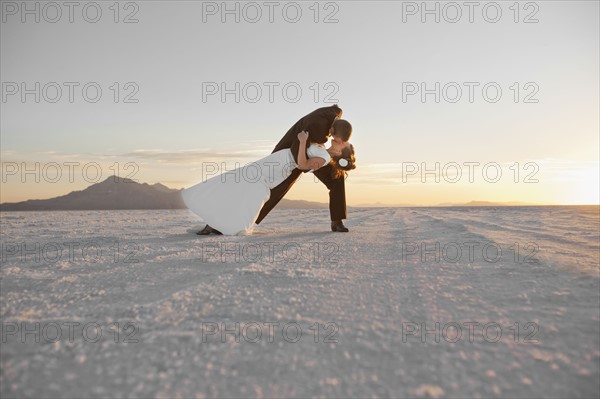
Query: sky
1 0 599 206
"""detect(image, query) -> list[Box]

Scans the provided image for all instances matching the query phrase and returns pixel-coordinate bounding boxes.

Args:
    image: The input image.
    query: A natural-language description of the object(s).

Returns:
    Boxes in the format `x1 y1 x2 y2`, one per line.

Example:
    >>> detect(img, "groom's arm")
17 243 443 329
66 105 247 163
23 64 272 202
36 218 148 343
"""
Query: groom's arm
307 104 343 143
306 115 334 144
273 104 343 161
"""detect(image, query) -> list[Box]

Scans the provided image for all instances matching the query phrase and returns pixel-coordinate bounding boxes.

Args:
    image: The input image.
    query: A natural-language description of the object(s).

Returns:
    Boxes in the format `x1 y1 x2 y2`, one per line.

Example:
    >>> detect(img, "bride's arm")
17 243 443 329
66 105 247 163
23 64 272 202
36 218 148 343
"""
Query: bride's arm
296 131 327 171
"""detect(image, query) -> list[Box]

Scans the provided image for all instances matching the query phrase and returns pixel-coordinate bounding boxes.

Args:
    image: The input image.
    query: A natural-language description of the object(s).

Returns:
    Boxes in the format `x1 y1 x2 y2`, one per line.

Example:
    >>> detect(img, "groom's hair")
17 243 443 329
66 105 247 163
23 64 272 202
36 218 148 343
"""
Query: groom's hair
332 119 352 142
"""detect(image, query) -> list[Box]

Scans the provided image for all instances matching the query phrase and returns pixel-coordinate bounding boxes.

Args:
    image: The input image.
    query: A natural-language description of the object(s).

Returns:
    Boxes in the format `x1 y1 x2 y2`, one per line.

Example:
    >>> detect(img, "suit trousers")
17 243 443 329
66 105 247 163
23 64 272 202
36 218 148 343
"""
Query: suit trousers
255 164 347 224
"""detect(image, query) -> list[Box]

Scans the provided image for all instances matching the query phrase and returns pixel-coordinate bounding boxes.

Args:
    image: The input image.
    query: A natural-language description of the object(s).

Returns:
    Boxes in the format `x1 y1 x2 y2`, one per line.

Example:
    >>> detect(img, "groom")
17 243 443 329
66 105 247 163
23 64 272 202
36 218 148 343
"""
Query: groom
256 104 350 232
198 104 350 235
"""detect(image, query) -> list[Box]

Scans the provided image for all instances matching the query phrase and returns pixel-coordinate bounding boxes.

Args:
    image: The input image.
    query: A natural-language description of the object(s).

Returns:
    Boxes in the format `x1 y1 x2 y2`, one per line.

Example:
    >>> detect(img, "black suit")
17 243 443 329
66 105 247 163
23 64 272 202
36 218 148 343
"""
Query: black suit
255 105 347 224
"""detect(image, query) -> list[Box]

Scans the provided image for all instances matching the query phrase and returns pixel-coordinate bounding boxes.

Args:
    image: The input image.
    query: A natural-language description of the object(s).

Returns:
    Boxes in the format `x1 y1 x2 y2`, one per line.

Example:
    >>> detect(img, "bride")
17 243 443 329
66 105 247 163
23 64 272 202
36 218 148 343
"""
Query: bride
182 130 355 235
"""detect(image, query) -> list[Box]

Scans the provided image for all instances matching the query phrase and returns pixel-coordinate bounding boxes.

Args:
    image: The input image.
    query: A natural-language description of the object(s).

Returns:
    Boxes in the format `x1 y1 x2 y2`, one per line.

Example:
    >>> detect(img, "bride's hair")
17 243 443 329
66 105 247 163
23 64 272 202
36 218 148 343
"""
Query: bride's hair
330 144 356 179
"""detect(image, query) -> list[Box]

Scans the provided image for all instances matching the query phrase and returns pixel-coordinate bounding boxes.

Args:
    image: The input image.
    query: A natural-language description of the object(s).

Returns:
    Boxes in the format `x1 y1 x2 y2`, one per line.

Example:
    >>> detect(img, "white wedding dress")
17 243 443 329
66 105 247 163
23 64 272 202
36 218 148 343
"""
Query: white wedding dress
182 144 331 235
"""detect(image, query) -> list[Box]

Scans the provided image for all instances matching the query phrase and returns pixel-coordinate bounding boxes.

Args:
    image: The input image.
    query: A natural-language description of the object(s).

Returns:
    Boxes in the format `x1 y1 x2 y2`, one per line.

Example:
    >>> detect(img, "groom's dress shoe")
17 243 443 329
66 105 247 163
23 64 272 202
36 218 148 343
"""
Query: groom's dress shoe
197 225 223 235
331 220 349 232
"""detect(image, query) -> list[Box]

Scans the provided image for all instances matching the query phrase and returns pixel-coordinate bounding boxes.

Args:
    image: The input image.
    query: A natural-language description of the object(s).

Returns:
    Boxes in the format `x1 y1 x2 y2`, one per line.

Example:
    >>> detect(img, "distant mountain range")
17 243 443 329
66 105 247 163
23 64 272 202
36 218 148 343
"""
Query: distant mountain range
437 200 535 207
354 202 416 207
0 177 327 211
355 200 536 207
0 178 542 211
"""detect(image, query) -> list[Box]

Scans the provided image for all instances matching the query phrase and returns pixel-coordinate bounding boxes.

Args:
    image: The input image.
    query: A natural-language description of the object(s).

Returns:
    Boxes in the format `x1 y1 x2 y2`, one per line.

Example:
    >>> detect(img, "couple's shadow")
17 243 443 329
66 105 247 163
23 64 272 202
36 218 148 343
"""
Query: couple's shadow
182 226 335 241
248 229 334 241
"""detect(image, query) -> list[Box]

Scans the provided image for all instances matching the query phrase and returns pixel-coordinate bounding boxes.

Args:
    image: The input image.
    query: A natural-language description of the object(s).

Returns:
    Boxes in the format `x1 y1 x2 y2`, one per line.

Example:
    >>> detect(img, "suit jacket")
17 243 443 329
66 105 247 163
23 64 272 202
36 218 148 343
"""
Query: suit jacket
272 105 342 164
